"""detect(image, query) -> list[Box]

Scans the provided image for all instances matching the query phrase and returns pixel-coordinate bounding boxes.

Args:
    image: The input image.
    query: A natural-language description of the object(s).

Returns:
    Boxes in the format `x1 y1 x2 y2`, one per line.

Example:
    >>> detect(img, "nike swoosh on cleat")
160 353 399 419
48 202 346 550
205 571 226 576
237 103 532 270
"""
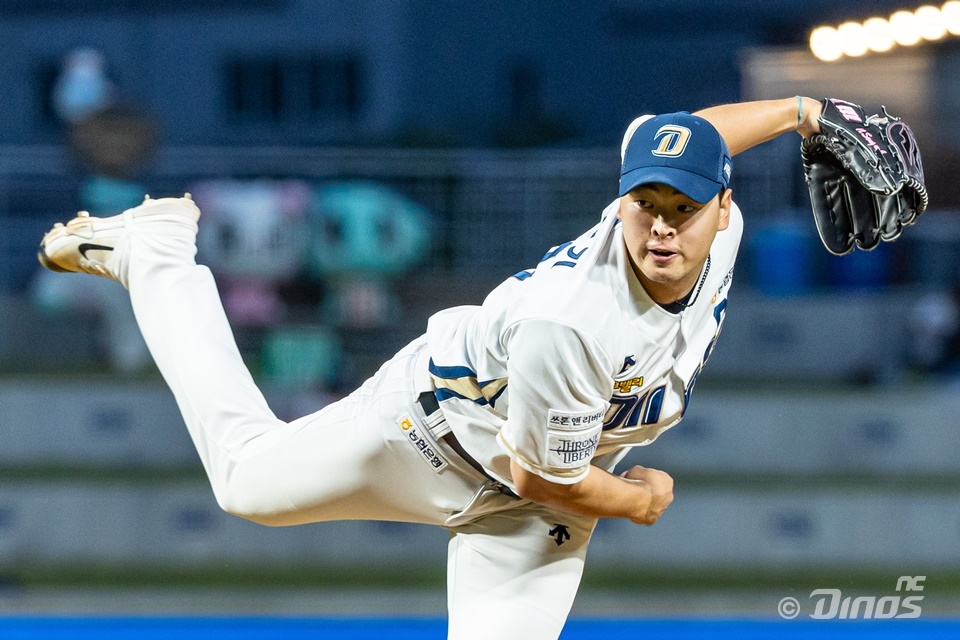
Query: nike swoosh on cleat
78 243 114 259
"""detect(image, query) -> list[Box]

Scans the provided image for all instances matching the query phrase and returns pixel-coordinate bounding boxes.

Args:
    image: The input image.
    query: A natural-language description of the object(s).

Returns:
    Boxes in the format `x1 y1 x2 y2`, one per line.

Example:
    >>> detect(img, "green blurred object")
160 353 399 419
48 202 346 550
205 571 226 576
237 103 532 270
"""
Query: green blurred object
80 175 149 215
308 182 430 276
261 325 341 389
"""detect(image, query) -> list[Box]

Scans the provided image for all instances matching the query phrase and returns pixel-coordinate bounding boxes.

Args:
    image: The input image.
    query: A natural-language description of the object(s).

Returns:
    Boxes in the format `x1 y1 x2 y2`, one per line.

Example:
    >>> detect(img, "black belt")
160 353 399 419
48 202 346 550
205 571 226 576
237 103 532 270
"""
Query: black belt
417 391 518 498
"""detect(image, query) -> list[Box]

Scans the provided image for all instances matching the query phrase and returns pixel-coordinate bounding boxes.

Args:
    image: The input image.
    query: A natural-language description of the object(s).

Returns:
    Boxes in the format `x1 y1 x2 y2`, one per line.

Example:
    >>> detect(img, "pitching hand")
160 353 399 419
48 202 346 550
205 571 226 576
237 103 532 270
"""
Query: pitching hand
621 465 674 526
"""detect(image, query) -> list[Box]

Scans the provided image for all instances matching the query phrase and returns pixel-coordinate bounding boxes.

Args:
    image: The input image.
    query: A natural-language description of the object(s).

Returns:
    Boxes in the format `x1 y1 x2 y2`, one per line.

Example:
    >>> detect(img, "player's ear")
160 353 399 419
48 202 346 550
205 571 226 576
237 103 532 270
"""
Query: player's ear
717 188 732 231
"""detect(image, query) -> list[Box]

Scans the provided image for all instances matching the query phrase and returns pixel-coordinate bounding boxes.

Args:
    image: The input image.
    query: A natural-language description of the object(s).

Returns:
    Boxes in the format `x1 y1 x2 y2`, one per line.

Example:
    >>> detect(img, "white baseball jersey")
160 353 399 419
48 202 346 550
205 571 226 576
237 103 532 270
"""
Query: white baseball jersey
425 198 742 487
76 191 741 640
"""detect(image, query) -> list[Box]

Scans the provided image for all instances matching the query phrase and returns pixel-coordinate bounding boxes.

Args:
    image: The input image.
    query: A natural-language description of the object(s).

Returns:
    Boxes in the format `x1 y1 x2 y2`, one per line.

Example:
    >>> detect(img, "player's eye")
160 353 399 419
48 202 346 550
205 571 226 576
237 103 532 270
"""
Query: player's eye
677 204 698 213
637 199 654 209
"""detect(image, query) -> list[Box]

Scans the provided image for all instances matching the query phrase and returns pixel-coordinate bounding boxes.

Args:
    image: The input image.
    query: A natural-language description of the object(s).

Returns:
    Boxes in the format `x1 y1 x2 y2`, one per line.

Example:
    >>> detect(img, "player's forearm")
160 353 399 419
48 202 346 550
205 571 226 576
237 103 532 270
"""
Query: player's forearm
694 97 822 156
510 459 666 523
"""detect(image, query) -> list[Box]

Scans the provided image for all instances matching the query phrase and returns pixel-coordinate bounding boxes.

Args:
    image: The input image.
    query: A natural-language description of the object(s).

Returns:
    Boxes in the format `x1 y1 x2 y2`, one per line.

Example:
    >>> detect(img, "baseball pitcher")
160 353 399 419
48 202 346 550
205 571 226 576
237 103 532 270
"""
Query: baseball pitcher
37 96 925 639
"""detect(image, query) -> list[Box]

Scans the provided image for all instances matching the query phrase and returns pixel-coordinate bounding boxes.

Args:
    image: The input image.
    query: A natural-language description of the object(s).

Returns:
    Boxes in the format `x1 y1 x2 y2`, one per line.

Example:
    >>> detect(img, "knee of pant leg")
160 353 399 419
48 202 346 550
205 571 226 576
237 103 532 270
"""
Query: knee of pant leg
212 474 297 527
214 490 292 527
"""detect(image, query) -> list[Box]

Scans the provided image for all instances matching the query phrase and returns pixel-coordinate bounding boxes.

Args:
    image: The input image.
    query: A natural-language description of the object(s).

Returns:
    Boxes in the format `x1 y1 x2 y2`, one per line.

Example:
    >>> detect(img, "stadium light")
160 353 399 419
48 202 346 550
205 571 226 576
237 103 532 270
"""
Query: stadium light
915 5 947 39
863 17 895 51
838 21 869 56
943 1 960 34
890 10 923 45
810 1 960 61
810 26 844 61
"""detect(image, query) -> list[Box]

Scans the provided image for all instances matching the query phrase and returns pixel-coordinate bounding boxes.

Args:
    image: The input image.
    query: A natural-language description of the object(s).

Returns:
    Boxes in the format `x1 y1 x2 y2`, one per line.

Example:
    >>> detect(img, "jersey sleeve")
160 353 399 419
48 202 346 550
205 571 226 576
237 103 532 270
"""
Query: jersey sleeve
496 319 613 485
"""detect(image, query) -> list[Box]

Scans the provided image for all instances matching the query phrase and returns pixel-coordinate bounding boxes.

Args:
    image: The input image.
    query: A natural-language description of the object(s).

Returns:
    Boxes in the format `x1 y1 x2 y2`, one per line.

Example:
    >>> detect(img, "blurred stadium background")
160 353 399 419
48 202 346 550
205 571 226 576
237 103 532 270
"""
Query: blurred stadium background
1 0 960 635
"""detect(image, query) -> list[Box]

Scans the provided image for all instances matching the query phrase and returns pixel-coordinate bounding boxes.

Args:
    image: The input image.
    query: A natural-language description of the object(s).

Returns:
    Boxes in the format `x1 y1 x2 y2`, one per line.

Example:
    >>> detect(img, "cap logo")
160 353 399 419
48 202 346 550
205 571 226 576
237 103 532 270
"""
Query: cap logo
652 125 692 157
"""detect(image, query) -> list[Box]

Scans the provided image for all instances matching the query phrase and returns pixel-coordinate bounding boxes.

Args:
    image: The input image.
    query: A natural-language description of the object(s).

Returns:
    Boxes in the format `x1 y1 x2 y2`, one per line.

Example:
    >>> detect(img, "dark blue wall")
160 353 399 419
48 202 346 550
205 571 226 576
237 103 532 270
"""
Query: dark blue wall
0 0 922 146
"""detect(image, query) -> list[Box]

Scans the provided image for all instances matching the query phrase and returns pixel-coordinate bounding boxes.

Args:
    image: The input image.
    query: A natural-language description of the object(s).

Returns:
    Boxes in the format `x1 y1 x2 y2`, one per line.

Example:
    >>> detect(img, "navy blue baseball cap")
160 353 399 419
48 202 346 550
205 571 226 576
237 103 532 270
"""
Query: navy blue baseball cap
619 112 732 204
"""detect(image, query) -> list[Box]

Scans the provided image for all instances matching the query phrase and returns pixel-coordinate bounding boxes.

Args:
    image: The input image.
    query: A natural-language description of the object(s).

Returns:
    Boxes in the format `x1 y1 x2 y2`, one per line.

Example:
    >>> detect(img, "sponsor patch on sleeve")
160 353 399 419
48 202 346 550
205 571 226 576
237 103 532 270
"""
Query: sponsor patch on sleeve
547 408 605 431
546 408 604 469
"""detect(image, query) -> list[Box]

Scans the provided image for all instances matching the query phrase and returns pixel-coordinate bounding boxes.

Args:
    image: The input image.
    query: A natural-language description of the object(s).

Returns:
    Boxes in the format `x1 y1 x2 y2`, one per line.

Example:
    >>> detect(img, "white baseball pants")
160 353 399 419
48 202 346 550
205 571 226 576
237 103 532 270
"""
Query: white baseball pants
113 201 598 640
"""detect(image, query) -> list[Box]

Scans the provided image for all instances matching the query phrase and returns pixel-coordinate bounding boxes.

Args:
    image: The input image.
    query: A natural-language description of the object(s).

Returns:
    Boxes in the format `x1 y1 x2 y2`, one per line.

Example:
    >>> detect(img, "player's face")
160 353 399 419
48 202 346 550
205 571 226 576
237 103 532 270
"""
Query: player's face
617 183 731 304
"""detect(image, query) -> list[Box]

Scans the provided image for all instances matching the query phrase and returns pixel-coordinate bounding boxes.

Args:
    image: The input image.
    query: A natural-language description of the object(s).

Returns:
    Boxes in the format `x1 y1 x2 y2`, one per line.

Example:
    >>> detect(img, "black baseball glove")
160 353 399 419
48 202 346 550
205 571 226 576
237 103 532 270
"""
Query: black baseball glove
801 98 928 255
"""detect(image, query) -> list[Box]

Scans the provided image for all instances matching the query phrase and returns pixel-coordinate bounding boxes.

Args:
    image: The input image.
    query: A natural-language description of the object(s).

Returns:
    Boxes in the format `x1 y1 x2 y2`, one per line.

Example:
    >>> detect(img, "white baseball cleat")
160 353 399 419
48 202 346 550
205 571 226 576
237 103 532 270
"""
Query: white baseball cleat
37 194 201 281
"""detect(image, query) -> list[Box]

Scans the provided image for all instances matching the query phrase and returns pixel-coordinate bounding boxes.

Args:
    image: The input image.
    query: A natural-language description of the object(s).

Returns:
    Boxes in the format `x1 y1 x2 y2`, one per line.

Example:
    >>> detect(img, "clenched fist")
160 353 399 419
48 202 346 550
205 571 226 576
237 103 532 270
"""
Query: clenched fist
621 465 674 525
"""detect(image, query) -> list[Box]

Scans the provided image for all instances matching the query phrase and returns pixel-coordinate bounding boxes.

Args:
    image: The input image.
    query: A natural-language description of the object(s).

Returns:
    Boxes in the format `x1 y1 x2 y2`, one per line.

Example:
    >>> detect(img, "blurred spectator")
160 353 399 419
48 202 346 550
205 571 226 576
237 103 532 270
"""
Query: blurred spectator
68 104 158 194
30 49 158 373
909 281 960 376
52 46 158 187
